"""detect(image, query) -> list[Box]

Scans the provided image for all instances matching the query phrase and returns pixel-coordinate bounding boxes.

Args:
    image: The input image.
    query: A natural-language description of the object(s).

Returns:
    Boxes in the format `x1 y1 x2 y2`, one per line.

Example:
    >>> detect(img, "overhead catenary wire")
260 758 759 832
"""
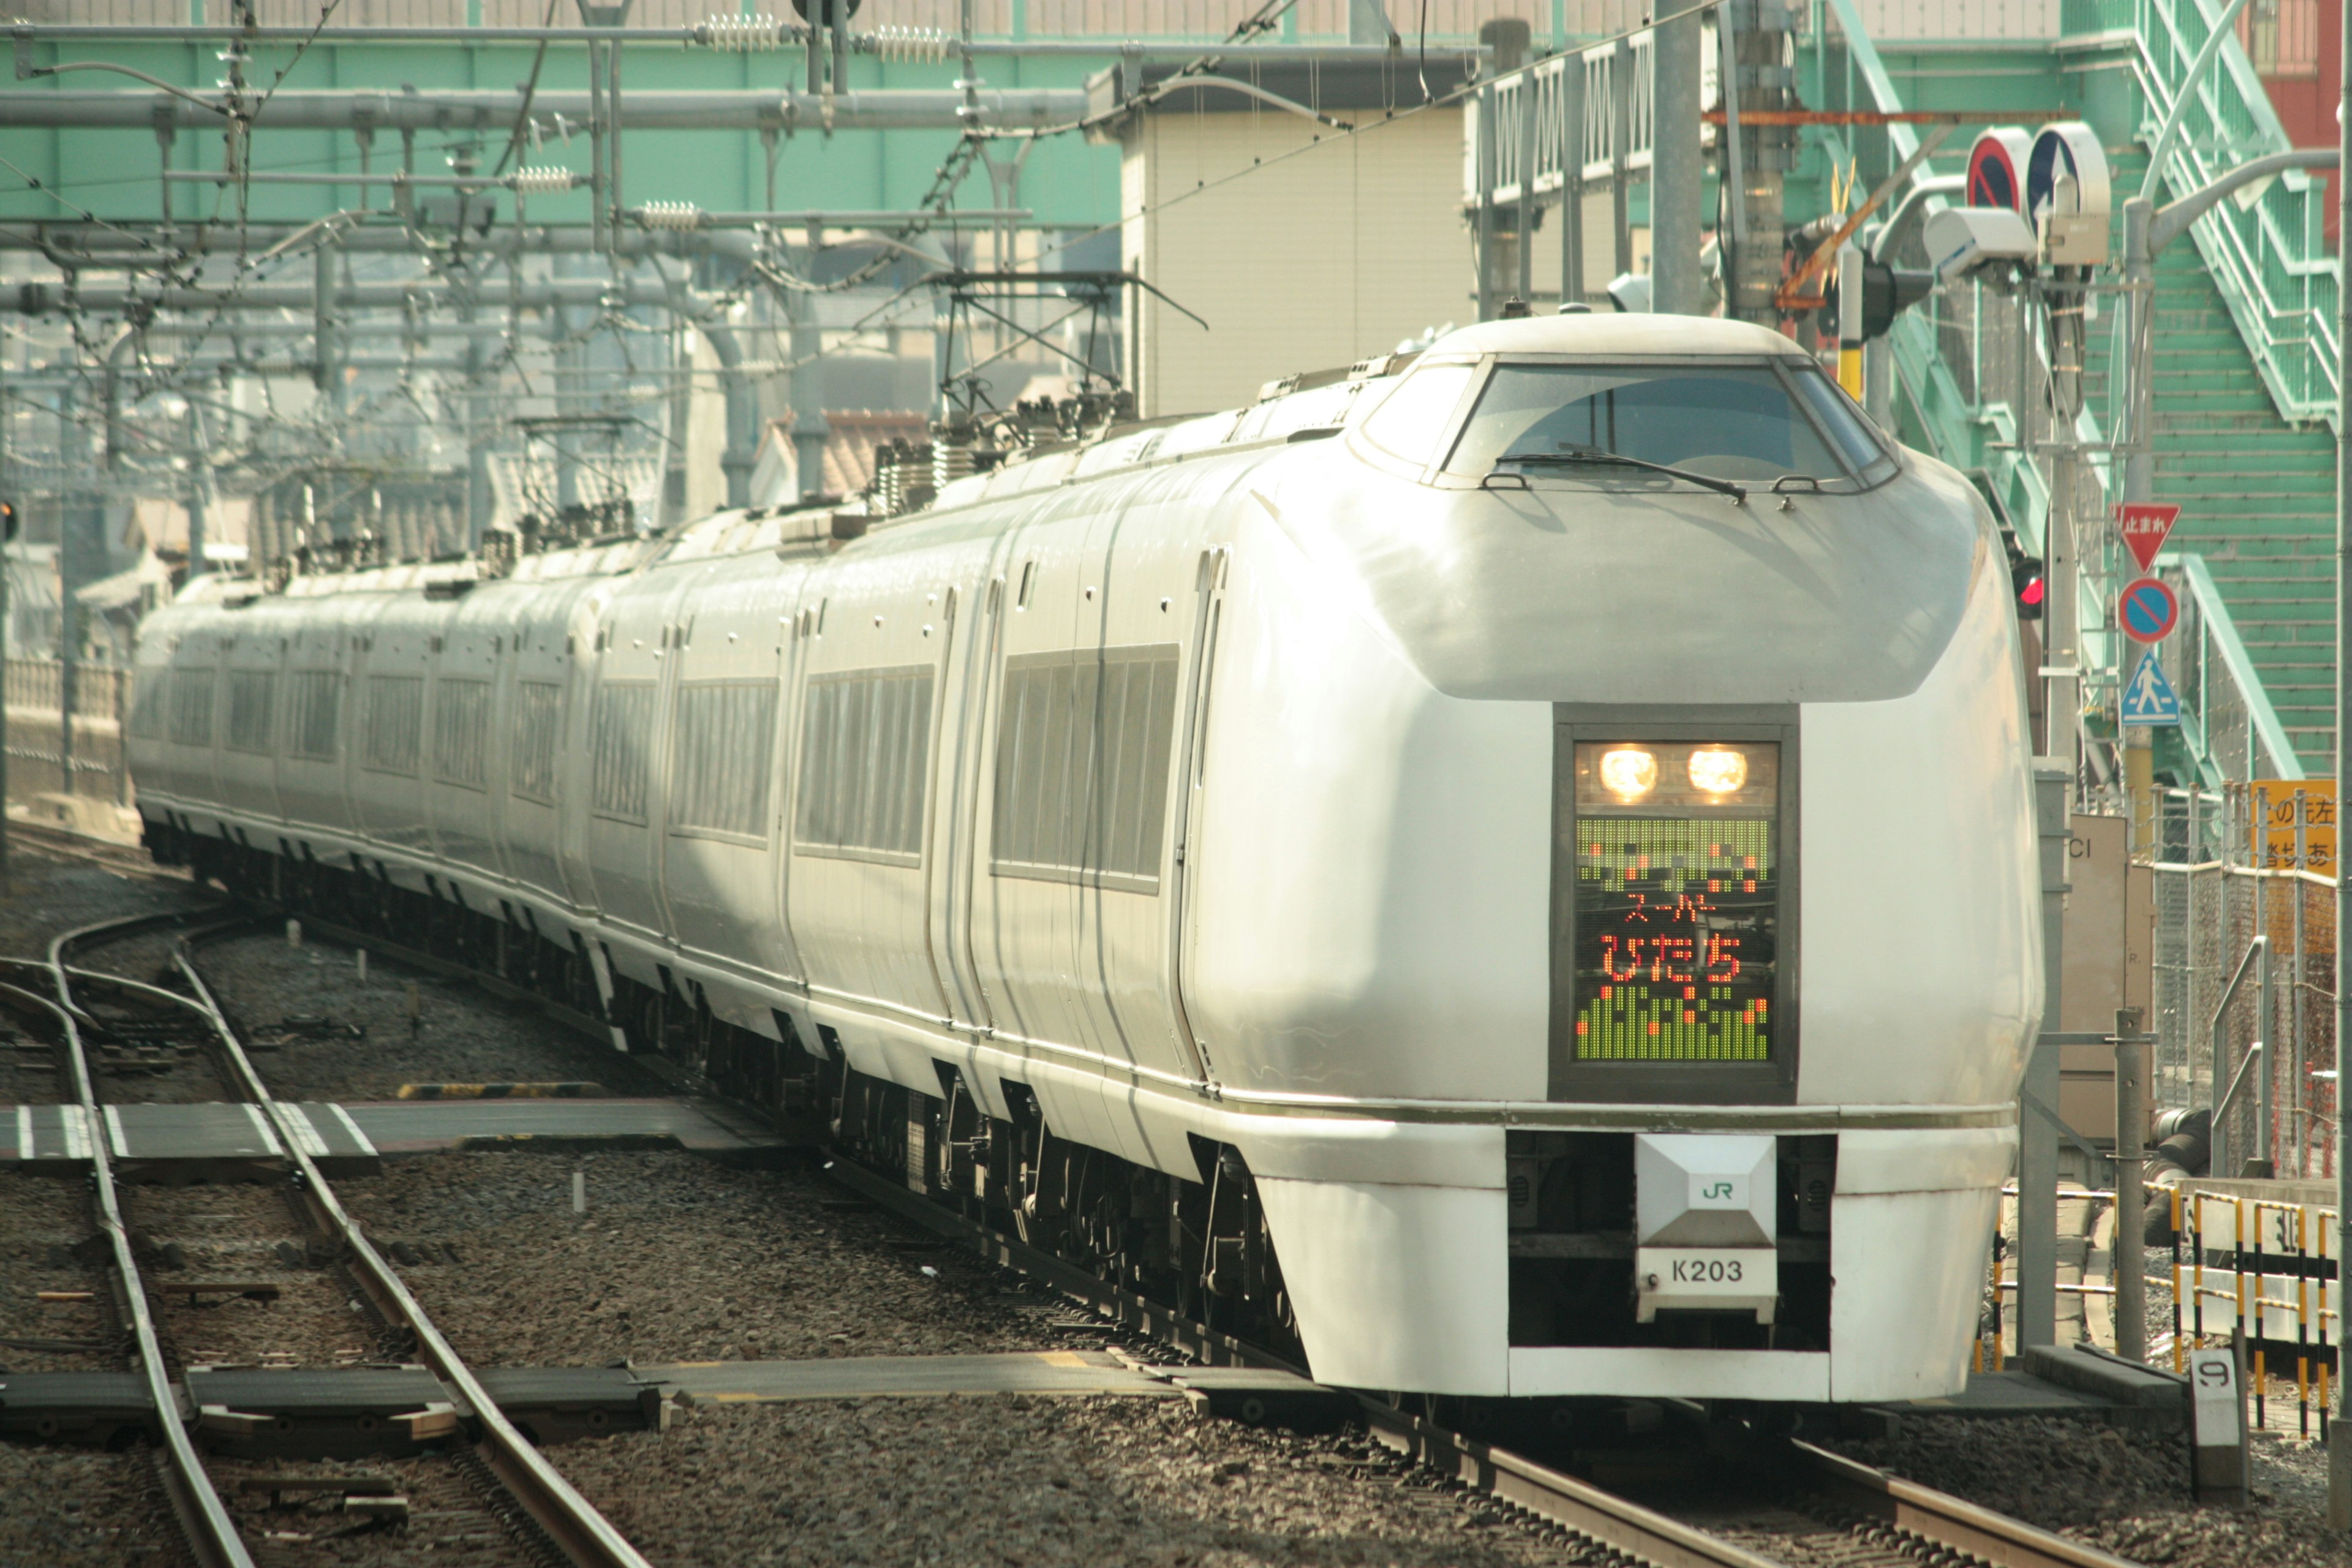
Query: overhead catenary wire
0 4 1666 529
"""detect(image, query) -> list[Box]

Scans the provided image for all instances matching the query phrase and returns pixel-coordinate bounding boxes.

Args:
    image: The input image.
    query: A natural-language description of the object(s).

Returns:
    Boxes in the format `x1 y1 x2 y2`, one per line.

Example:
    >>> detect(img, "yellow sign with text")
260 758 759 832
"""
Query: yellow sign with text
2248 780 2336 874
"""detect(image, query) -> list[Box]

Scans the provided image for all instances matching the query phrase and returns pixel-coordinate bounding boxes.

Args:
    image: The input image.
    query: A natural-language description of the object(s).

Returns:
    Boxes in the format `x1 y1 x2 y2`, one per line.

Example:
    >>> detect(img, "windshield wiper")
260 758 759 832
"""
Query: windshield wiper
1497 448 1748 504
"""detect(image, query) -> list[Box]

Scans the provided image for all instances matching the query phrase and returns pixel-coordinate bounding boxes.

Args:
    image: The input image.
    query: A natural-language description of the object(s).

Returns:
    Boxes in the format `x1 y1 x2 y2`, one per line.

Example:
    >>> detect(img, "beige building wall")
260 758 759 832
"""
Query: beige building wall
1121 107 1474 418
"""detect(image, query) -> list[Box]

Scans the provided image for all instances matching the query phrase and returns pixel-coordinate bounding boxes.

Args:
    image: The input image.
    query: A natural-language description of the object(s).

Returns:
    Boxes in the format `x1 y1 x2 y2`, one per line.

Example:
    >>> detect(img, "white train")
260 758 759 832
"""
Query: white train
129 314 2040 1404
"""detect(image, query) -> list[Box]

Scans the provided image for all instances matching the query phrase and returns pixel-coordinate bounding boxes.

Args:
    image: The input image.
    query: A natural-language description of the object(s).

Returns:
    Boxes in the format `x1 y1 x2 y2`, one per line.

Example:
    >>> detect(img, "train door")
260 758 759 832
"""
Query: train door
663 559 794 973
425 595 501 875
1068 483 1216 1090
1170 541 1231 1087
216 619 287 830
782 547 970 1037
554 587 616 913
276 616 356 843
164 625 224 821
967 497 1101 1065
581 572 687 941
934 540 1020 1036
350 597 439 857
499 580 594 907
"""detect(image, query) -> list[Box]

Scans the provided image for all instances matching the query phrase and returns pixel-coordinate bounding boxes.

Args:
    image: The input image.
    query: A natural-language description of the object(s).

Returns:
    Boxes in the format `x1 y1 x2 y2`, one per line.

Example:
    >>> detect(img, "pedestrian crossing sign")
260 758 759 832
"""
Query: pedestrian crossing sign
2120 647 2181 727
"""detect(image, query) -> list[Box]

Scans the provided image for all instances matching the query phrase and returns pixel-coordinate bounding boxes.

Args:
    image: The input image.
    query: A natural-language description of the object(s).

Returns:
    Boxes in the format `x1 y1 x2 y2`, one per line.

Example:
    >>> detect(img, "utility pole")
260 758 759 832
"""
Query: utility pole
186 400 210 581
1649 4 1705 315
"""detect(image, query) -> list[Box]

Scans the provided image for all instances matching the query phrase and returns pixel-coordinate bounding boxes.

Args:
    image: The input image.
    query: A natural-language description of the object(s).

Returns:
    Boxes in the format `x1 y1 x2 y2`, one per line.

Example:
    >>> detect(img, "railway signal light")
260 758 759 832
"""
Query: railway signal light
2011 554 2046 619
0 499 16 542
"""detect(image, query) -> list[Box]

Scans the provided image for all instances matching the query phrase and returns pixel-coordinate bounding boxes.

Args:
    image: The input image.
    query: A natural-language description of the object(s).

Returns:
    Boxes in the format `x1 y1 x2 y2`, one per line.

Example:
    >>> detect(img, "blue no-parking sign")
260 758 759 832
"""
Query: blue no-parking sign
2119 577 2179 644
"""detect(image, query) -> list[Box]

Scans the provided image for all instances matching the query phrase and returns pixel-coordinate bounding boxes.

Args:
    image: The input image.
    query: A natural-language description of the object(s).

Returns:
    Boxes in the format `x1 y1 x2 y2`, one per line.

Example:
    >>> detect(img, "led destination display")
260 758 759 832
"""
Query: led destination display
1572 742 1780 1063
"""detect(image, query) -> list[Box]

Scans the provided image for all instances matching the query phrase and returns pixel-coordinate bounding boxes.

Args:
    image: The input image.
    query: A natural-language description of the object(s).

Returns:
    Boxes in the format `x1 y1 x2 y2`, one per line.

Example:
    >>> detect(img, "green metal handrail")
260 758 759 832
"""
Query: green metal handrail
2071 0 2339 426
1818 0 2304 788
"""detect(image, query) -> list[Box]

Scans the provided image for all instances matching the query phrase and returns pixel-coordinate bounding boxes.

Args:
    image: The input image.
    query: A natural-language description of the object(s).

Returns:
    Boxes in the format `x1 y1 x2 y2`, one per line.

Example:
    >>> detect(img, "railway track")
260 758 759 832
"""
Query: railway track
1 909 654 1568
8 829 2144 1568
816 1155 2141 1568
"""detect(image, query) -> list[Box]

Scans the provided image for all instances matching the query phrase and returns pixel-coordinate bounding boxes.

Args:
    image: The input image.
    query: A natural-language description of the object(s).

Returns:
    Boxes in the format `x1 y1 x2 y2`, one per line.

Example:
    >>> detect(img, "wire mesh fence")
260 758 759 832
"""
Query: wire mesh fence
2151 785 2339 1182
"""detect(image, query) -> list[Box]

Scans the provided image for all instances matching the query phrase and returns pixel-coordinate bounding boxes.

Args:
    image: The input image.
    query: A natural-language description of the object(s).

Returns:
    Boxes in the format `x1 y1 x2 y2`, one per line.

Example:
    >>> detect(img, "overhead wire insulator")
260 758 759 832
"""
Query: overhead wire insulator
636 201 706 231
508 167 575 196
869 25 952 62
698 13 784 50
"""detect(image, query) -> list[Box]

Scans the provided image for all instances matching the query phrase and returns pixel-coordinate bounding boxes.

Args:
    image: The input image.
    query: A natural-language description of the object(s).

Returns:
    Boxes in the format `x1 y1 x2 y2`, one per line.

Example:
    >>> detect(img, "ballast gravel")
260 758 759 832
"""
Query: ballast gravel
120 1182 381 1374
203 1452 540 1568
0 1170 119 1371
557 1396 1599 1568
199 935 668 1104
0 843 192 958
0 1440 187 1564
1831 1414 2352 1567
339 1148 1054 1367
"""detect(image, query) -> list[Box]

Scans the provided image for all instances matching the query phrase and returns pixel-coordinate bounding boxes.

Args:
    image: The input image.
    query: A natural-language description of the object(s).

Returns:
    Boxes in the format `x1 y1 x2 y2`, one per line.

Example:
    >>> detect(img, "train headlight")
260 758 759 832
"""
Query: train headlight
1687 747 1747 796
1598 748 1657 802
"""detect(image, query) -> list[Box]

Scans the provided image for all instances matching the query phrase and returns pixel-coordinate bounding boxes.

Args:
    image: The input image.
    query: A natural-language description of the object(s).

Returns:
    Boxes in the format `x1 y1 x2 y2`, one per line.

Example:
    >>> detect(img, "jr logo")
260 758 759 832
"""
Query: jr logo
1700 1181 1736 1200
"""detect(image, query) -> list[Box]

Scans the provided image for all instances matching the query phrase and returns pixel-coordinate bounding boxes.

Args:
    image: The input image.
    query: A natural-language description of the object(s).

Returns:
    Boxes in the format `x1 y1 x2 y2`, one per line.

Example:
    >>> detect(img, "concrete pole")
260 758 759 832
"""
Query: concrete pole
466 309 494 549
1476 83 1499 321
2330 0 2352 1523
314 241 344 418
1611 40 1632 283
2019 760 2072 1350
1649 6 1705 315
2122 198 2155 508
1560 59 1586 309
186 400 209 579
2114 1006 2147 1363
790 225 827 500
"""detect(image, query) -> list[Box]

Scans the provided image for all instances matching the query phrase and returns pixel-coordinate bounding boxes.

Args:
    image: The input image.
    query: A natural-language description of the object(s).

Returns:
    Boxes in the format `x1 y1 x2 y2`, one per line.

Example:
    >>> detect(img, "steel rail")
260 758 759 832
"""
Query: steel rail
0 974 254 1568
819 1155 2142 1568
165 943 657 1568
20 859 2141 1568
818 1156 1771 1567
1789 1441 2141 1568
23 911 654 1568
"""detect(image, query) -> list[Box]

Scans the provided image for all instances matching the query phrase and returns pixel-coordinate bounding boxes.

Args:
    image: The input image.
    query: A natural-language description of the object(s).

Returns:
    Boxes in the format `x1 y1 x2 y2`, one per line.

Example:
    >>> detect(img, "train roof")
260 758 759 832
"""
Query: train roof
1422 312 1812 360
157 311 1840 614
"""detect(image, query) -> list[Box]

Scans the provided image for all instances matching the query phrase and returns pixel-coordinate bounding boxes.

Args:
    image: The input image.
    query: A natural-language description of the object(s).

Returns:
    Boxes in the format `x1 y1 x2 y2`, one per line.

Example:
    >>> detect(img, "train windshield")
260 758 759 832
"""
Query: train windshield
1447 360 1891 487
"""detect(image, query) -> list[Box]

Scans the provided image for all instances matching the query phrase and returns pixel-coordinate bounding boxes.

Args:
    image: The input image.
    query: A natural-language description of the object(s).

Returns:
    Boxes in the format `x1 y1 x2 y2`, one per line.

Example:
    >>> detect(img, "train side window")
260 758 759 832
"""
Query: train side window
992 644 1180 894
128 670 167 741
433 679 492 790
1016 561 1038 609
362 676 424 774
671 682 779 840
1356 361 1477 467
224 671 276 754
167 668 216 747
590 682 656 823
287 671 342 760
793 666 934 866
510 681 564 803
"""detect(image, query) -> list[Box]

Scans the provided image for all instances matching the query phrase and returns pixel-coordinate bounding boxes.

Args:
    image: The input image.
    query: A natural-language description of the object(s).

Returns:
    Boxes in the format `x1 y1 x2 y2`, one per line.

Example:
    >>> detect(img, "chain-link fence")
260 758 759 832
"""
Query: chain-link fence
2150 785 2338 1181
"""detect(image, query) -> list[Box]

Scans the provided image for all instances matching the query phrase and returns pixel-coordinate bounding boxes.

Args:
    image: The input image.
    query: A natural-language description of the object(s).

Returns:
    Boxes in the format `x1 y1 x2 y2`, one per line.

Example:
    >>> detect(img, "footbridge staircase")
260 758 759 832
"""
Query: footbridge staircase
1809 0 2338 787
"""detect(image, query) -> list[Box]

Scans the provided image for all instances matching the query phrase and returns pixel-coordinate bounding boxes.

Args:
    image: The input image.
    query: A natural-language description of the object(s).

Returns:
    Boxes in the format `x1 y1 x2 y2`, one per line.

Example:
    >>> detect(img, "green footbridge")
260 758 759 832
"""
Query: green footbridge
1811 0 2338 786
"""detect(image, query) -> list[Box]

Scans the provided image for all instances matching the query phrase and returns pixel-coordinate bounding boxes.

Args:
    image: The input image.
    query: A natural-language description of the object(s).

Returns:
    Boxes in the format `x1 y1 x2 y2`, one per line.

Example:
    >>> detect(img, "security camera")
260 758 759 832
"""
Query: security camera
1922 206 2038 280
1605 273 1653 313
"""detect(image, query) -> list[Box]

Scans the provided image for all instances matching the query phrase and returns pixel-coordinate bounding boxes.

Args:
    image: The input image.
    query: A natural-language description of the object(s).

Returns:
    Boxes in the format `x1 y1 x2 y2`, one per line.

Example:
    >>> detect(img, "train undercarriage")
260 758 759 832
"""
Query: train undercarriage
151 817 1306 1365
